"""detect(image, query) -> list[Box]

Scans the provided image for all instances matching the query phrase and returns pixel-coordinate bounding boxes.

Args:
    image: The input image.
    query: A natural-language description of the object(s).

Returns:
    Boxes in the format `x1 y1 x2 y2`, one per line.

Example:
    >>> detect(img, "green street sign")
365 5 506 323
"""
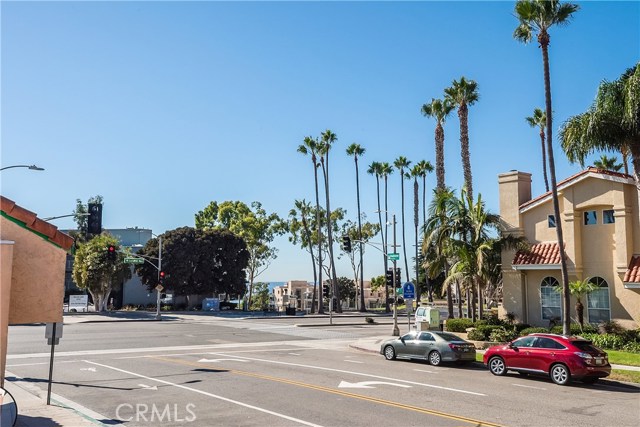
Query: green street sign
124 257 144 264
388 253 400 261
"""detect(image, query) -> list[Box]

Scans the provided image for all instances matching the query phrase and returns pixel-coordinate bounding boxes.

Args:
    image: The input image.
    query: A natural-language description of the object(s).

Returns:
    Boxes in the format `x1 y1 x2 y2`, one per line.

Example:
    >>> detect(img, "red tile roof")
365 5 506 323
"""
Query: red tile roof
519 167 634 211
624 256 640 283
1 196 73 250
513 242 563 265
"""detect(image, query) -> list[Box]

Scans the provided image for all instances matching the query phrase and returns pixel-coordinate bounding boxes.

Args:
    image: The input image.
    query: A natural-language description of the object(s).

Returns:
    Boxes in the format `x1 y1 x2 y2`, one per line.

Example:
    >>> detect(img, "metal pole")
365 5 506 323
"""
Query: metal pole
156 236 162 320
392 215 399 336
46 323 56 405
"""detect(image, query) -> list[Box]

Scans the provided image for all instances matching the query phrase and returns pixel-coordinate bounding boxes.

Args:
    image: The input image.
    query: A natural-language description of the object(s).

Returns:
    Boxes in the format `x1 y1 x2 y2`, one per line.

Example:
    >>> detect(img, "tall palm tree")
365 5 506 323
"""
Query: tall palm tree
289 199 318 312
380 162 394 312
445 77 479 200
560 63 639 191
297 136 324 313
415 160 434 300
421 98 454 191
394 156 412 282
367 161 387 308
514 0 580 336
526 108 550 192
347 143 367 312
553 278 596 330
593 154 623 172
318 129 341 312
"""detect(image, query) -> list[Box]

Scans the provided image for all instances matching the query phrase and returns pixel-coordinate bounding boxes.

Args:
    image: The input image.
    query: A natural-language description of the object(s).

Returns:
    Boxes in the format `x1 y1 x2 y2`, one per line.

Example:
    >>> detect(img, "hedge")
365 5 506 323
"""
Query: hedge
445 318 474 332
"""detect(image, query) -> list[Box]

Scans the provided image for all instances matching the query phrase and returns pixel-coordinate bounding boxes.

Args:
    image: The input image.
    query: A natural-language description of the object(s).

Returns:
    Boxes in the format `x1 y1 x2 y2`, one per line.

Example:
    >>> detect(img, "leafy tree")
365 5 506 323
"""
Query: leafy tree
514 0 580 336
593 154 624 172
525 108 550 192
250 282 271 310
370 275 385 293
135 227 249 301
445 76 479 200
335 277 356 306
72 233 131 311
554 278 597 329
394 156 412 282
195 201 286 309
288 199 319 312
421 98 454 191
347 142 367 311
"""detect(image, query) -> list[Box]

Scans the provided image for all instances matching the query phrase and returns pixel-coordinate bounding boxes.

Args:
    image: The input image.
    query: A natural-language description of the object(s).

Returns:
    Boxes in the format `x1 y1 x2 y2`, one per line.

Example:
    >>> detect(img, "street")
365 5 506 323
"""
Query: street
6 315 640 427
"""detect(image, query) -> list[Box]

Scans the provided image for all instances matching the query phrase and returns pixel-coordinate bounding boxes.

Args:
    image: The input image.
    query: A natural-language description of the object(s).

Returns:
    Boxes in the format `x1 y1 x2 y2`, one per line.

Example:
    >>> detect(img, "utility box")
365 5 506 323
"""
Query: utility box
424 307 440 329
416 321 430 331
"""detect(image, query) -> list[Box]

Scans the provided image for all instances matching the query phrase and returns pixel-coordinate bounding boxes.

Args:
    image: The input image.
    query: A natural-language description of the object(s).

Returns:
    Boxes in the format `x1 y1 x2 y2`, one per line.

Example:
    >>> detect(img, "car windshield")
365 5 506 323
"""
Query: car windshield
435 332 464 342
572 340 602 353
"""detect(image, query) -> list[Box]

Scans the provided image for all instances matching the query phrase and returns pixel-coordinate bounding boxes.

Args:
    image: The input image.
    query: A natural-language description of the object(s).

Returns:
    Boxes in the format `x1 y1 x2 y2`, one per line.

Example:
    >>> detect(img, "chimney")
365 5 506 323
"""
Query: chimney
498 171 532 232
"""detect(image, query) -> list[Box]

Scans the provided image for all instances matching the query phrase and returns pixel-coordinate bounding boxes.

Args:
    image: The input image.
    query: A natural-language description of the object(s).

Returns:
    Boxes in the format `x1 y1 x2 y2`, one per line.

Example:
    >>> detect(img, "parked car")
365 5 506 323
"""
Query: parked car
380 330 476 366
483 333 611 385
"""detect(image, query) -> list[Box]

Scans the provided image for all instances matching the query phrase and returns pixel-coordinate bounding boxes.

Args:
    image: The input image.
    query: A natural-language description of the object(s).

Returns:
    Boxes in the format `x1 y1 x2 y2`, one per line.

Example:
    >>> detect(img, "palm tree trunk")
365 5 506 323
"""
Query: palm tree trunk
435 123 445 190
458 103 473 200
540 35 571 336
313 158 324 314
401 172 410 282
355 157 366 312
301 216 317 313
422 174 432 302
629 139 640 195
414 178 419 305
446 263 453 319
384 176 390 313
540 129 550 192
477 279 484 320
323 155 341 313
375 174 387 312
456 280 463 319
576 300 584 329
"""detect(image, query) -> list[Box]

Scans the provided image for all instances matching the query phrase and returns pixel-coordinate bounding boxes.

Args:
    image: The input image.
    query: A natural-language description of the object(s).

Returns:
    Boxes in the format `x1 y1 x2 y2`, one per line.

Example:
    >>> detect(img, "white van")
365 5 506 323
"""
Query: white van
414 306 441 330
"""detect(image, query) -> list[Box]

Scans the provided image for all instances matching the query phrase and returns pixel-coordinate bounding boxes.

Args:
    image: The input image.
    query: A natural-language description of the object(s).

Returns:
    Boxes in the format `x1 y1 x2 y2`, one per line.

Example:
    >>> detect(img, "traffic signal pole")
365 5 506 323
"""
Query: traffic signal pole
392 214 399 337
156 235 162 320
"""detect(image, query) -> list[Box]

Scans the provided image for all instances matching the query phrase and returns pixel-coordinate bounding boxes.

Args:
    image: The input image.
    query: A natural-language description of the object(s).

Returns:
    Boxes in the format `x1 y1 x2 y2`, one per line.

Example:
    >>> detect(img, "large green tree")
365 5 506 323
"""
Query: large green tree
346 143 367 311
135 227 249 300
421 98 454 191
593 155 624 172
444 77 479 200
411 161 433 301
72 233 131 311
195 201 286 308
514 0 580 335
526 108 550 192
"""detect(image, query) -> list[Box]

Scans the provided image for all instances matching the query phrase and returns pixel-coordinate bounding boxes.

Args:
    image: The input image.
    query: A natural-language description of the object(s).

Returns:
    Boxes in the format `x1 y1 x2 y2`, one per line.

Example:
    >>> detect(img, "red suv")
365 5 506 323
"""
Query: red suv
483 333 610 385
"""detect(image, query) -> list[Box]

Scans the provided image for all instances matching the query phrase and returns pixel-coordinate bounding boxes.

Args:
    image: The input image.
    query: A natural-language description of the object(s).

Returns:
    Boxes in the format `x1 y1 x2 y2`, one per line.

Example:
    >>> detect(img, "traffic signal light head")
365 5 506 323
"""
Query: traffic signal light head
322 284 330 298
107 245 116 261
385 269 393 287
87 203 103 235
159 271 165 284
341 235 352 253
395 268 401 287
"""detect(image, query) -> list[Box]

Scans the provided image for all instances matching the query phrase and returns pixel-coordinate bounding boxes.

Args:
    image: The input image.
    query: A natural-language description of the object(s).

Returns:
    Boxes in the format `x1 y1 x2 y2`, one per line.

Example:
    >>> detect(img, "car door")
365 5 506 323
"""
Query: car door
396 332 419 357
503 336 537 370
414 332 436 358
526 337 564 372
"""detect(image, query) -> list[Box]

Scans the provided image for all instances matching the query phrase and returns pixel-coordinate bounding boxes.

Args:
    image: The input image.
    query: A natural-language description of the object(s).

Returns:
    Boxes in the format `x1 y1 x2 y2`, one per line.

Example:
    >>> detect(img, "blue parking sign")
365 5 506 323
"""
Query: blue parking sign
402 282 415 299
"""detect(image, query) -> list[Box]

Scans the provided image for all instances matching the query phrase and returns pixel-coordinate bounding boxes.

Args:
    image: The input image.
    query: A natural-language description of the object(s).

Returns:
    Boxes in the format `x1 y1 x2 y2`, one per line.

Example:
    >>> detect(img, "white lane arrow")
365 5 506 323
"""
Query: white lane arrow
198 358 248 363
338 381 411 389
80 367 96 372
138 383 158 391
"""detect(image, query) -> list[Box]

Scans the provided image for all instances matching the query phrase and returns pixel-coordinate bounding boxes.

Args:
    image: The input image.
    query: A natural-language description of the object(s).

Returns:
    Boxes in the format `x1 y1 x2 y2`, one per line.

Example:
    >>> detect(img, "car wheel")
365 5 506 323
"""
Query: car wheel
428 351 442 366
488 356 507 376
550 364 571 386
383 345 396 360
581 377 598 385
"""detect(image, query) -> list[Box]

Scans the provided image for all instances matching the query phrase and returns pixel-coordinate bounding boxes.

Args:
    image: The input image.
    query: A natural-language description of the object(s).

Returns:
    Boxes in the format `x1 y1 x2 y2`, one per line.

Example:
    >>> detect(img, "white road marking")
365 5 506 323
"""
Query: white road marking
6 360 81 367
210 353 485 396
511 384 546 390
343 360 364 364
80 367 96 372
413 369 437 374
338 381 411 389
83 360 323 427
198 358 248 363
116 347 315 359
288 353 301 356
138 383 158 391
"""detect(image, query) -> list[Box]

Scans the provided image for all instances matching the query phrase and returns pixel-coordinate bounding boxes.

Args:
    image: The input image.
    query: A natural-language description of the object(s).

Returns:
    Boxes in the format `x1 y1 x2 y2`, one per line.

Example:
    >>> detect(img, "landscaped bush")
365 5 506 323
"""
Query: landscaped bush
467 329 487 341
598 320 626 335
482 312 504 326
514 323 532 333
489 327 518 343
519 327 548 336
622 341 640 353
477 325 505 339
445 318 474 332
581 333 626 350
550 323 598 335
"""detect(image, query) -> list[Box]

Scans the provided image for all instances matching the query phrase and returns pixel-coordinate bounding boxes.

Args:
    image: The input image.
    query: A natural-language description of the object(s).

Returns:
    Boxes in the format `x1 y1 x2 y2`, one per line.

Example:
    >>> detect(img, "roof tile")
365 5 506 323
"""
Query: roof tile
513 242 563 265
624 256 640 283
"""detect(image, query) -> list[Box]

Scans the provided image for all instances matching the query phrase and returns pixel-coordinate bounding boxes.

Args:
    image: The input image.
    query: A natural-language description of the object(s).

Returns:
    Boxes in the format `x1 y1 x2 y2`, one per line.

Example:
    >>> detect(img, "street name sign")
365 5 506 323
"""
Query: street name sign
388 253 400 261
124 257 144 264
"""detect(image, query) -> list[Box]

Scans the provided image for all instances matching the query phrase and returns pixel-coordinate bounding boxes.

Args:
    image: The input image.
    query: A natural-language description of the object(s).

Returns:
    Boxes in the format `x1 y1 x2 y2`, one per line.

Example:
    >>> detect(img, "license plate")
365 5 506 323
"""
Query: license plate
595 358 603 365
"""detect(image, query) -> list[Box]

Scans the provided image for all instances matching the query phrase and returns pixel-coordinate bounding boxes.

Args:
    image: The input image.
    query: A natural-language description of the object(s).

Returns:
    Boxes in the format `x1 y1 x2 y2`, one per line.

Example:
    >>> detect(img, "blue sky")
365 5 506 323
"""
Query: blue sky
2 1 638 283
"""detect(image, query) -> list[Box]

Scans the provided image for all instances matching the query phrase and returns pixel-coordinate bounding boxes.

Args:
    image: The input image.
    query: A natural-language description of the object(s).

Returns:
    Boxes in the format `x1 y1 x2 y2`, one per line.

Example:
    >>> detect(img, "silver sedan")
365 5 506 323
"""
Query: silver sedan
380 330 476 366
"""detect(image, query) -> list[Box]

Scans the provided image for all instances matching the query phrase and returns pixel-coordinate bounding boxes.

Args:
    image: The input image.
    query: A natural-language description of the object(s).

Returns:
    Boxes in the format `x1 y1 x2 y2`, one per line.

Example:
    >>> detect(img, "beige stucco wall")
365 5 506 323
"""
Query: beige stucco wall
1 241 15 386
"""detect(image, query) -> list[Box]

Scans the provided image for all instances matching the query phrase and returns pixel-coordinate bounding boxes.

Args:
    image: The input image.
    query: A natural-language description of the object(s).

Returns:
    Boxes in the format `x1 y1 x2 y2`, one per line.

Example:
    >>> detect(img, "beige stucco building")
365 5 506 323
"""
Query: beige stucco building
499 168 640 328
1 196 73 385
273 280 386 312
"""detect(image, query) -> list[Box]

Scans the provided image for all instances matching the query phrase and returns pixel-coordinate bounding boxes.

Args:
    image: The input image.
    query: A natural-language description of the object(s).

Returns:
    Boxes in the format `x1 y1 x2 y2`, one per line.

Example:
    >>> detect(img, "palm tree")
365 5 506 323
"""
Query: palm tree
415 160 433 301
593 154 623 172
347 143 367 312
318 129 341 312
289 199 318 312
380 162 394 312
367 161 387 308
560 63 639 190
421 98 454 191
553 278 597 329
298 137 324 313
526 108 550 192
514 0 580 336
394 156 412 282
411 164 422 302
445 77 479 200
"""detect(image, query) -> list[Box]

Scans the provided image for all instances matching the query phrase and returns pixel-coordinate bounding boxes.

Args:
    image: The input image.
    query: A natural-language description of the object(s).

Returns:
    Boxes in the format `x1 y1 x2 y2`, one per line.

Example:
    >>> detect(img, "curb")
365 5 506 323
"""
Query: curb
296 322 395 328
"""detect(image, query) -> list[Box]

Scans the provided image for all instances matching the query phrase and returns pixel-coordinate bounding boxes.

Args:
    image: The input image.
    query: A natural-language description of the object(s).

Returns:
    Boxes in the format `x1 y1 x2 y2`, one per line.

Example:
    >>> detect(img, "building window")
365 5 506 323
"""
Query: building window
603 209 615 224
587 277 610 323
584 210 597 225
541 277 561 321
548 215 556 228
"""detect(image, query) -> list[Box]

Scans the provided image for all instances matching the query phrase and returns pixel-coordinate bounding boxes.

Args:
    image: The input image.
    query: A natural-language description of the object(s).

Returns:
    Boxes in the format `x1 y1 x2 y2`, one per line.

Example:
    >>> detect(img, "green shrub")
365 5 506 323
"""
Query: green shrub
581 333 626 350
489 327 517 343
476 325 504 339
467 329 487 341
445 318 474 332
598 320 626 335
474 320 488 328
622 341 640 353
514 323 532 333
519 327 548 336
482 312 504 326
550 324 597 335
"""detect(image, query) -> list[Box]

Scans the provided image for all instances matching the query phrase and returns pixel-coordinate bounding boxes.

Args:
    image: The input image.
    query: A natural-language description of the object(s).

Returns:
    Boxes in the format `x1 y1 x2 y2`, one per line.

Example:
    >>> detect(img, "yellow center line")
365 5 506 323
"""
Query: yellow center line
150 355 504 427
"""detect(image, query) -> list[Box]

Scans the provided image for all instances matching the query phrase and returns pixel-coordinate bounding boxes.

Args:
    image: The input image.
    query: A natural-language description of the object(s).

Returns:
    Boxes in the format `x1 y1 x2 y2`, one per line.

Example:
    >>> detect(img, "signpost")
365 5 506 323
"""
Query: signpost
45 322 63 405
124 257 144 264
388 252 400 261
403 283 415 331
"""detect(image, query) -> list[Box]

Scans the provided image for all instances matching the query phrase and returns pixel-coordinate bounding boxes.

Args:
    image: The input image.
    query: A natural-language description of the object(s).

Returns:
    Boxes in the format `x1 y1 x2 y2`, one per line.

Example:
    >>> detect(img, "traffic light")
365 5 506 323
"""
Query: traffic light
385 269 393 287
341 235 352 253
395 268 401 287
322 284 330 298
107 245 116 261
87 203 102 235
159 271 165 285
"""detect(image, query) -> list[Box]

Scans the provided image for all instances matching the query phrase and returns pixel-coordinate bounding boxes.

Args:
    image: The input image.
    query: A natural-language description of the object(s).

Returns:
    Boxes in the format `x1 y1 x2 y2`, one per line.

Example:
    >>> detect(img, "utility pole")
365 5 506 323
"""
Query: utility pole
156 235 163 320
391 214 399 336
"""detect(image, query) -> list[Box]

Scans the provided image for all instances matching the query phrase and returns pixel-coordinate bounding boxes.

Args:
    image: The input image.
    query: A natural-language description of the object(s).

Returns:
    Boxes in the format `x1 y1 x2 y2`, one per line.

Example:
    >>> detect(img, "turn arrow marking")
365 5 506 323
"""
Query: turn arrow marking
138 383 158 391
338 381 411 389
198 358 248 363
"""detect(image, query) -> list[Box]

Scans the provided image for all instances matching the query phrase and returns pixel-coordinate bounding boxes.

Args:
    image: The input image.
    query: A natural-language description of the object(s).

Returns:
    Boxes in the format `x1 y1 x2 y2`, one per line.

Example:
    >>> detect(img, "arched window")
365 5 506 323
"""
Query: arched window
541 277 561 321
587 277 610 323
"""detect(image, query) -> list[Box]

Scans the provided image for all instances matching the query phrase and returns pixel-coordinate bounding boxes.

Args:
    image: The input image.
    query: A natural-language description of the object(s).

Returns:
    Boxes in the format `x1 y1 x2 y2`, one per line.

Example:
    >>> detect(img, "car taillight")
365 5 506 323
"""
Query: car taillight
449 344 460 350
574 351 595 365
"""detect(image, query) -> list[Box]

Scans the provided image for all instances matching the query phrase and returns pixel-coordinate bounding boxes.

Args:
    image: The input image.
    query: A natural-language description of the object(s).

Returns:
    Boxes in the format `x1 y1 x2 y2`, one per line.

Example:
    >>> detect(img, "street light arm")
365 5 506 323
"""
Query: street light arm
0 164 45 171
42 213 89 221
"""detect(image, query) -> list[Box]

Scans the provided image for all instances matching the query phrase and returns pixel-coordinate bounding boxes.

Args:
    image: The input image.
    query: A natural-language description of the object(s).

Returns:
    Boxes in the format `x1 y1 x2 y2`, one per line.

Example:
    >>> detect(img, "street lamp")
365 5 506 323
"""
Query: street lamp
0 164 45 171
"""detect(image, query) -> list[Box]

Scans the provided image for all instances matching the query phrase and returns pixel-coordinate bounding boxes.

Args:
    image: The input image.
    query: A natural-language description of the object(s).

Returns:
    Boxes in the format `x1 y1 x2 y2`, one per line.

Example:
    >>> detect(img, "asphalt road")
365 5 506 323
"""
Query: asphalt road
6 316 640 427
